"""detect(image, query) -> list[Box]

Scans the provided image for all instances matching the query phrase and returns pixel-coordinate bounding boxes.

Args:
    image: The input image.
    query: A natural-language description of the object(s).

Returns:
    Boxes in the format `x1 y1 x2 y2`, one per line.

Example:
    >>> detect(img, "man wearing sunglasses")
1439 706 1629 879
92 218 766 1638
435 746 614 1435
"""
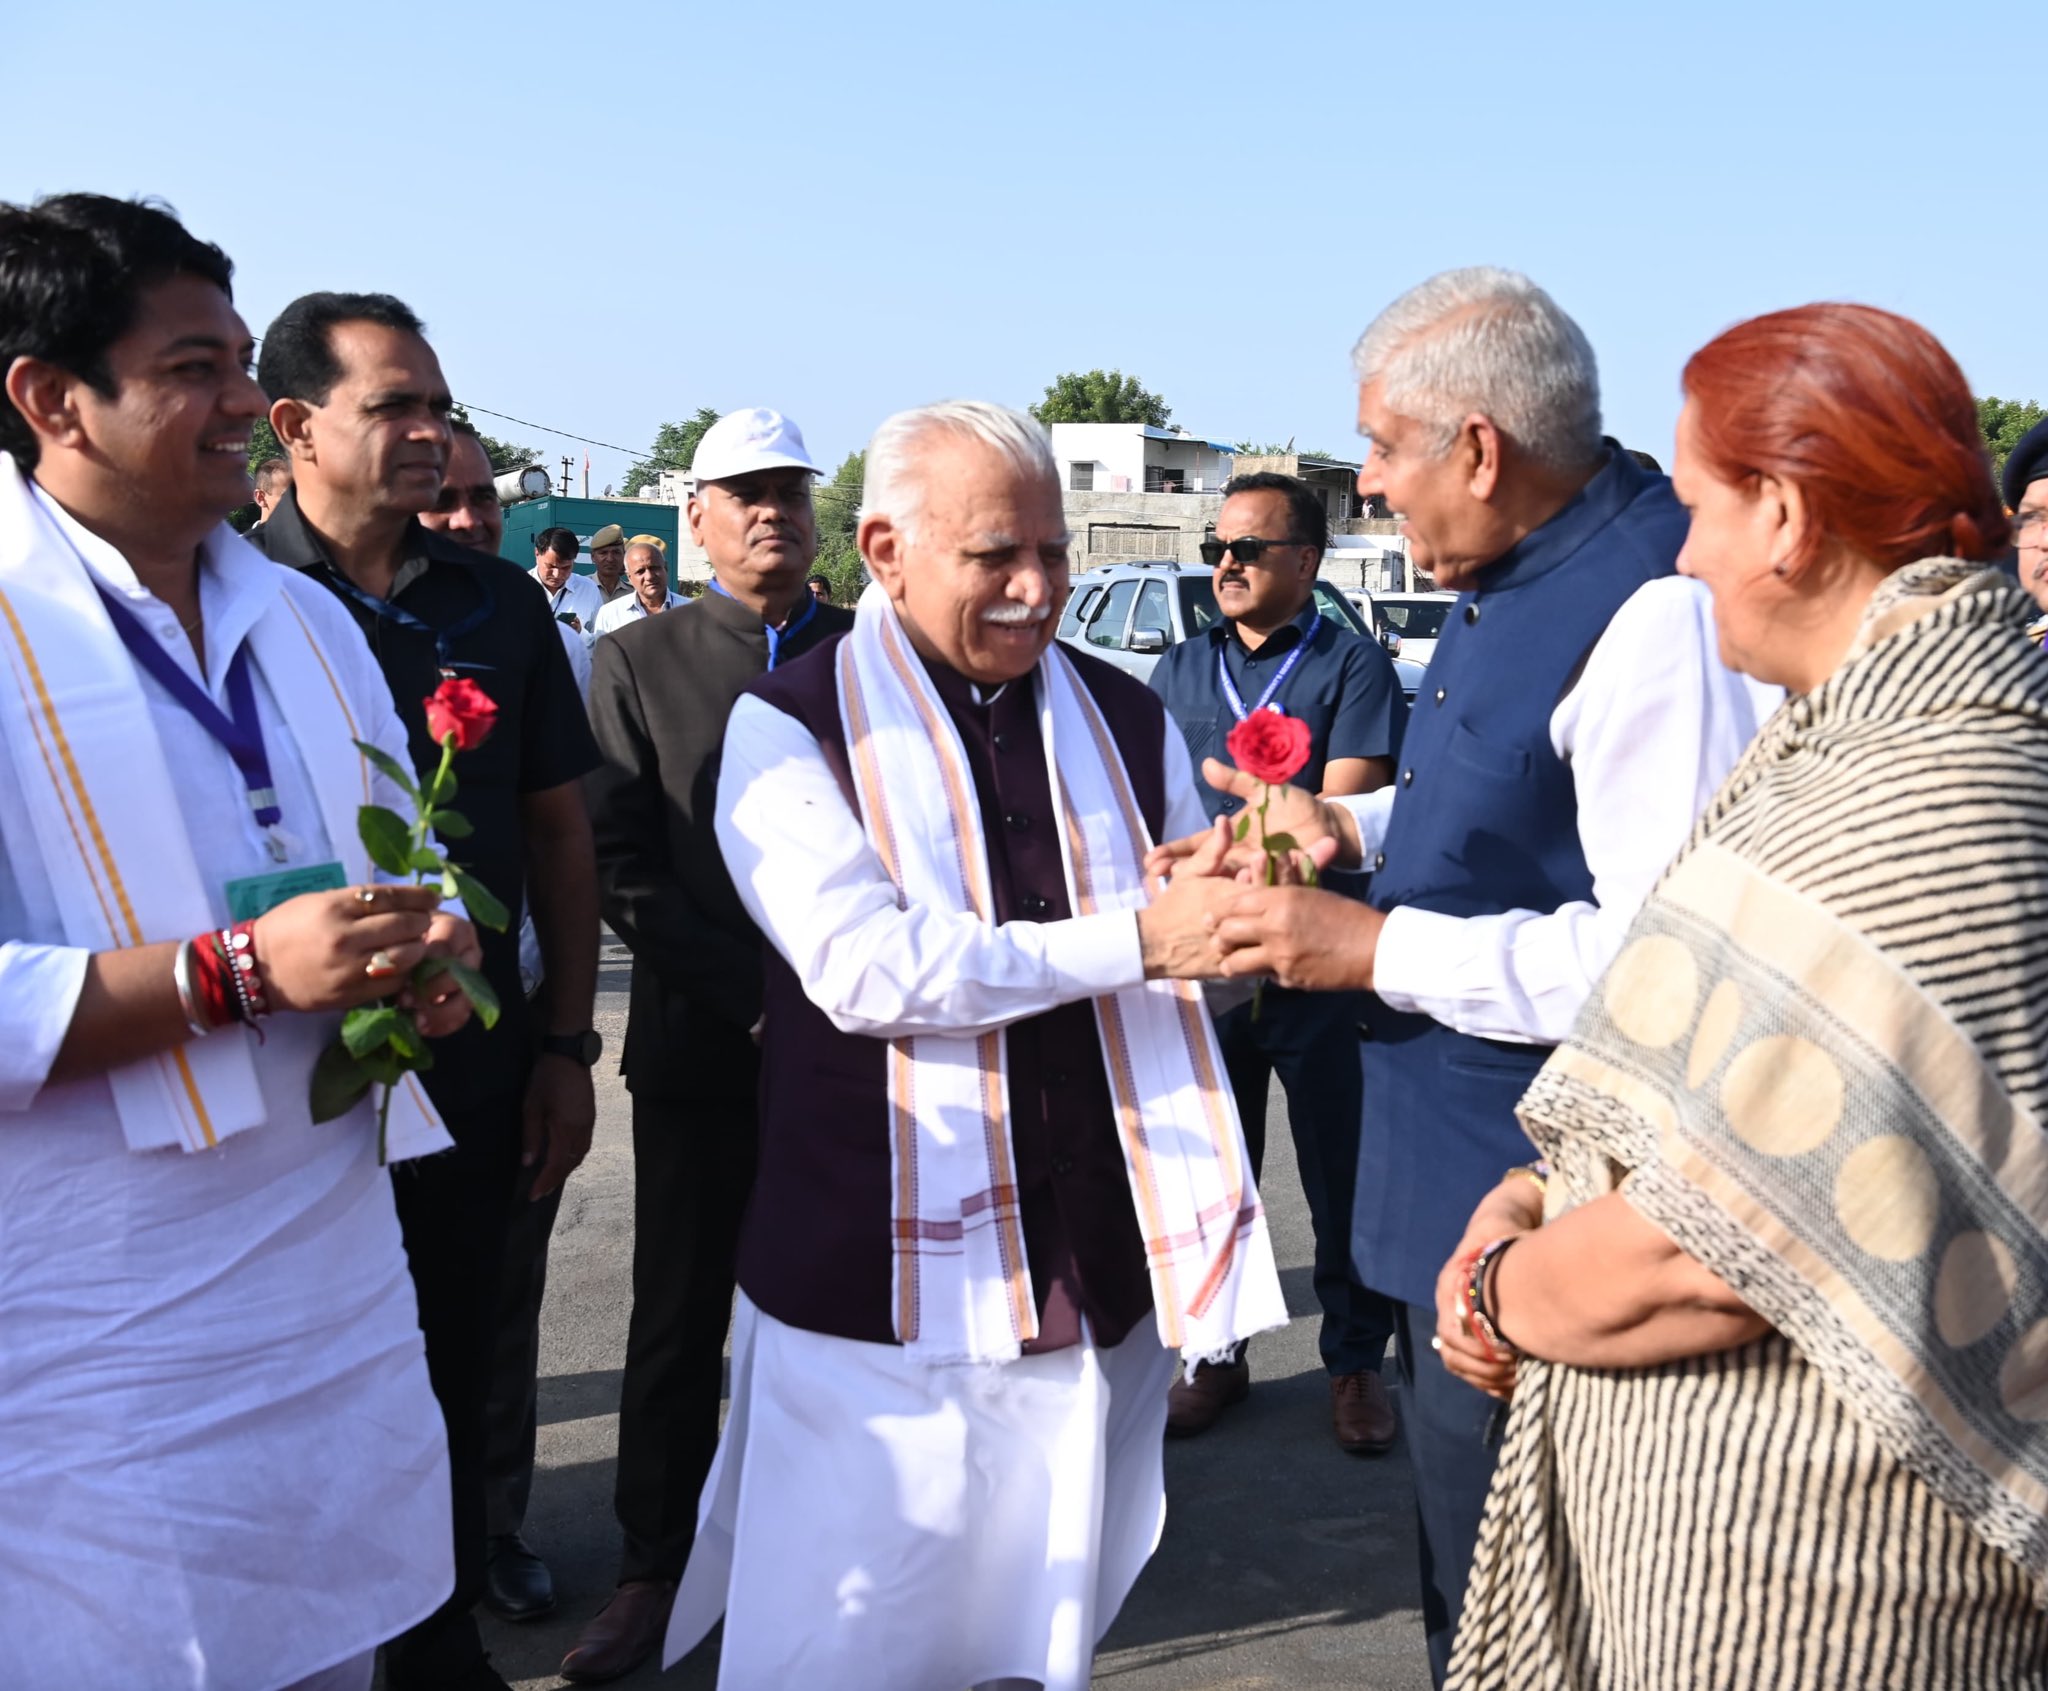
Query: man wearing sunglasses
1149 471 1407 1453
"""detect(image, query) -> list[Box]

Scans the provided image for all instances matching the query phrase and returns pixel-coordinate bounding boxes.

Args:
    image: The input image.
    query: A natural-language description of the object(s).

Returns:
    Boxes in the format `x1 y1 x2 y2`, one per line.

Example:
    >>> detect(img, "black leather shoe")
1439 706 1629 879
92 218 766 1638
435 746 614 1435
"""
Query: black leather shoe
483 1531 556 1621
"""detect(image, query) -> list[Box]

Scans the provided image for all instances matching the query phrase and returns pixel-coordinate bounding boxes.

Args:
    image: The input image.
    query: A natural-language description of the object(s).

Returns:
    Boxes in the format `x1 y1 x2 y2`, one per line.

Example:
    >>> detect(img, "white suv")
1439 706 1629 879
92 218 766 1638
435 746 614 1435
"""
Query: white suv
1058 561 1423 702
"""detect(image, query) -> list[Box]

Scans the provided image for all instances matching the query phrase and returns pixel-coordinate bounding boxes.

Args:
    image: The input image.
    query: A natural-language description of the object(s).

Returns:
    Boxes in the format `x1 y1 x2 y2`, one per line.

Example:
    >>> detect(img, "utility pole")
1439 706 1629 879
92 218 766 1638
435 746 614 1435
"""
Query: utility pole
558 456 572 497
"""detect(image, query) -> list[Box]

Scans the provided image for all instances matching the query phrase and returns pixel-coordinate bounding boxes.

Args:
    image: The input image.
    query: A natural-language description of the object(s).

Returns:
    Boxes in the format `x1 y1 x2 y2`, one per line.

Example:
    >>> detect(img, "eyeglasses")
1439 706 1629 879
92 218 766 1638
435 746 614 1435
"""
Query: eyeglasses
1198 535 1308 568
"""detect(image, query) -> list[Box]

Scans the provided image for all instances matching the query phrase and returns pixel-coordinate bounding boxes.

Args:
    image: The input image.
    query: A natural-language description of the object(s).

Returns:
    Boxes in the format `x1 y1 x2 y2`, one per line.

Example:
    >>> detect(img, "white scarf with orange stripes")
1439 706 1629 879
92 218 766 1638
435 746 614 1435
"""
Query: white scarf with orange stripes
835 585 1287 1365
0 457 448 1161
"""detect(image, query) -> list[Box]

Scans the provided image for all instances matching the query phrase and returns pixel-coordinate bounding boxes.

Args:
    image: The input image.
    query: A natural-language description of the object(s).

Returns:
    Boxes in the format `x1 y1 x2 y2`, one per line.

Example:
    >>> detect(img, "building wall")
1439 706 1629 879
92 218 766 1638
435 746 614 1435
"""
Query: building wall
1047 423 1149 493
1062 489 1224 570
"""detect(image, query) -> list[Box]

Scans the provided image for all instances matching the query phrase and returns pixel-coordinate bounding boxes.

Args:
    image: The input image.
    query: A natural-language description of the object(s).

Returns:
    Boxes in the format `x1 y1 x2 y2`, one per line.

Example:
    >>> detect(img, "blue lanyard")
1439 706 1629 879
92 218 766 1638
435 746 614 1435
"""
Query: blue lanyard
323 559 496 677
710 577 818 670
93 580 286 853
1217 613 1320 721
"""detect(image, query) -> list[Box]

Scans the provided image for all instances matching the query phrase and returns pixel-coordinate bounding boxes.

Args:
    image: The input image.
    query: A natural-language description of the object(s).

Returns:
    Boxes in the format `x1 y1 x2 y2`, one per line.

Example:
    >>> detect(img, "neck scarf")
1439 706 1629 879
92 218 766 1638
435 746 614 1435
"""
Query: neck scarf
833 584 1287 1364
0 457 448 1160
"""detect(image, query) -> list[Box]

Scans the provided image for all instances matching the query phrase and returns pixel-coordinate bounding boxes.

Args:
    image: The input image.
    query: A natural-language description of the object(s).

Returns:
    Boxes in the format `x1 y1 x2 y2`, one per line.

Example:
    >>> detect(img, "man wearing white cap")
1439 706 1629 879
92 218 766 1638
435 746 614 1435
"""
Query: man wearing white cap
568 408 854 1683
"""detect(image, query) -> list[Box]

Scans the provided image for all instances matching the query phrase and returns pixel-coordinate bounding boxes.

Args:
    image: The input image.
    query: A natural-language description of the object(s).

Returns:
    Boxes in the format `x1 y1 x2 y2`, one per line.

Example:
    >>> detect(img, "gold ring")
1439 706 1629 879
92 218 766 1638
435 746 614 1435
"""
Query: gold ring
355 887 379 906
365 950 399 979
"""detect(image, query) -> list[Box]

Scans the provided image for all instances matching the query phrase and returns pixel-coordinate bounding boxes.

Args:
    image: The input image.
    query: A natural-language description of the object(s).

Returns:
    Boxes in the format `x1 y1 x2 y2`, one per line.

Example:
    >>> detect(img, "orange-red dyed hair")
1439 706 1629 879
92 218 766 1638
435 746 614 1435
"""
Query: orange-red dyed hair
1682 303 2009 571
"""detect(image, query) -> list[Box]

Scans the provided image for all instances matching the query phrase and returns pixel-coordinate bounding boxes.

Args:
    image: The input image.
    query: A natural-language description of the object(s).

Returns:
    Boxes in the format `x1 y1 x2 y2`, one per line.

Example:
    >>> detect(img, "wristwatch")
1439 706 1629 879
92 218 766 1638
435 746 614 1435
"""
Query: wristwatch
539 1029 603 1066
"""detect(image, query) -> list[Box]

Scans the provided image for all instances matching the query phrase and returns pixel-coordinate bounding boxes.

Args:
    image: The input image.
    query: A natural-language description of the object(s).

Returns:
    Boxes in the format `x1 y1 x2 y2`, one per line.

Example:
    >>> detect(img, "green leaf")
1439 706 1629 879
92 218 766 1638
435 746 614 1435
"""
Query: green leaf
310 1040 373 1123
408 847 446 875
359 1051 408 1086
357 806 415 877
1303 861 1320 888
1233 812 1252 842
1263 832 1299 854
445 863 510 933
423 807 473 840
386 1017 427 1062
352 740 420 803
342 1004 405 1057
420 956 502 1030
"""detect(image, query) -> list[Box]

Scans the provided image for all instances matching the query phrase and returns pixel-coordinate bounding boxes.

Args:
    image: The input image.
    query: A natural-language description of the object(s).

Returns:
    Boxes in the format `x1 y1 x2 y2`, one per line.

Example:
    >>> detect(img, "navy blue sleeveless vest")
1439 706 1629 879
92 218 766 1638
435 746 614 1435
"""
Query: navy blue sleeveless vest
1355 450 1688 1309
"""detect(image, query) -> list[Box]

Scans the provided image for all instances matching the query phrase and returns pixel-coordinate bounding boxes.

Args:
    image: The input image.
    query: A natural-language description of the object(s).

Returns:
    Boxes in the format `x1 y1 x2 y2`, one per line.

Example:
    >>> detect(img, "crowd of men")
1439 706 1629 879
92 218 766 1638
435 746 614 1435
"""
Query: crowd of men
8 189 2048 1691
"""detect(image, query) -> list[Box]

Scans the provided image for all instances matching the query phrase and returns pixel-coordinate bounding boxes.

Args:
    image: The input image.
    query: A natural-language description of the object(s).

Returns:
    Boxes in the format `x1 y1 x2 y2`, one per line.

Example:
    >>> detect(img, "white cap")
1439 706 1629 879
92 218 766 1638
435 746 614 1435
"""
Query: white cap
690 408 821 483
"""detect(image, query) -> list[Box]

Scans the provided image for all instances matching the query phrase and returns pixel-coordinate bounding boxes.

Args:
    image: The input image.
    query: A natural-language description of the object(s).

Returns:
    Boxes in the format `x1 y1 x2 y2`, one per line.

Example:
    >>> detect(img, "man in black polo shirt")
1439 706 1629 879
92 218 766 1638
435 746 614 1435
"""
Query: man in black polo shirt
1149 471 1406 1452
253 291 601 1691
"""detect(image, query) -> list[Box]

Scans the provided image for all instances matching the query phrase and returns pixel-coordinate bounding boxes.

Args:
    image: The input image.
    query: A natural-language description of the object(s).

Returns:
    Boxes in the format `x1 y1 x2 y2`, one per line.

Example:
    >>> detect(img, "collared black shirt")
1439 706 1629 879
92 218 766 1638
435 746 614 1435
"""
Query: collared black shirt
251 489 599 1104
1149 599 1407 820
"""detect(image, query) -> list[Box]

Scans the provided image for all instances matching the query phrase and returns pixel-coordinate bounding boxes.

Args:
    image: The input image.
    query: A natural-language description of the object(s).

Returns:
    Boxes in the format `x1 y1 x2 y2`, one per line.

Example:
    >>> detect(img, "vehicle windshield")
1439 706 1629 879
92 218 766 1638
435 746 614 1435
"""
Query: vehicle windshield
1178 579 1370 639
1379 600 1452 639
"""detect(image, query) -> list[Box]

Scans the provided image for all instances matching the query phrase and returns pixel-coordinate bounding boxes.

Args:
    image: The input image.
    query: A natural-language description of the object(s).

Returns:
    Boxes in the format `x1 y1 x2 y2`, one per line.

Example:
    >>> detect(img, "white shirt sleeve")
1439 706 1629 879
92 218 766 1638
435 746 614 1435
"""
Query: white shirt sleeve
0 941 90 1111
1372 577 1777 1044
716 693 1146 1040
1329 786 1398 861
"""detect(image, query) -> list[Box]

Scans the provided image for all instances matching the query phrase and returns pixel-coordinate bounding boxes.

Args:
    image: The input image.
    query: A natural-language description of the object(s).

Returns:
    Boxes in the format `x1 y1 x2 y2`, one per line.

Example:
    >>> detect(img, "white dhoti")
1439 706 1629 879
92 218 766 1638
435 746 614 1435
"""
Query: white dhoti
666 1294 1178 1691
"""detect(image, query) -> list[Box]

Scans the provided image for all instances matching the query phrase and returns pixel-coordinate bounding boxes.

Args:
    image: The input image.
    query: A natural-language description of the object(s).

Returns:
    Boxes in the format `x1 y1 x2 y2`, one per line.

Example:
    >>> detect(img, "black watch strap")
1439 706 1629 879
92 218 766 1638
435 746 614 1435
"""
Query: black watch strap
540 1029 603 1067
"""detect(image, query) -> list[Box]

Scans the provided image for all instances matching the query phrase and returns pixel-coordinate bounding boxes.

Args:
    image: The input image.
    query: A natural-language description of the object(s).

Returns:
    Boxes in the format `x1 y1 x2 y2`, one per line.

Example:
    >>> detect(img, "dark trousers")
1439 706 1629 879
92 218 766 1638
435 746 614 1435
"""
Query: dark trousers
383 1095 523 1683
614 1086 759 1585
482 1166 563 1539
1392 1298 1501 1688
1217 990 1394 1376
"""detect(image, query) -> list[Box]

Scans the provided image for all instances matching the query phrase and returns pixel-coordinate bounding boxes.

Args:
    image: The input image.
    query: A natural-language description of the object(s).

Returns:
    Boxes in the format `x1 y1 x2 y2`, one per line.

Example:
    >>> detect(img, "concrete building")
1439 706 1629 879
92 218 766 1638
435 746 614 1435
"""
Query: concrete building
1228 450 1377 530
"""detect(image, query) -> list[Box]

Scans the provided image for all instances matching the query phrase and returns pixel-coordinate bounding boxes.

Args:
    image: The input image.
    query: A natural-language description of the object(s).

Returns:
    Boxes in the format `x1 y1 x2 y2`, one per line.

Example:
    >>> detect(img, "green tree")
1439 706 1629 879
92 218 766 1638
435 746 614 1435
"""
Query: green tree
621 407 722 499
810 449 868 602
1980 396 2046 483
227 418 286 530
244 416 283 479
1029 370 1171 427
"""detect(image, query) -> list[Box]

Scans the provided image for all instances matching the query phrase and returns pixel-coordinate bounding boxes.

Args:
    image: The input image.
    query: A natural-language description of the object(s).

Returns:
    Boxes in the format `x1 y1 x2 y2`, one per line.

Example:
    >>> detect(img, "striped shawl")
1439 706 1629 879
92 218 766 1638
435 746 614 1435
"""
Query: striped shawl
1521 559 2048 1587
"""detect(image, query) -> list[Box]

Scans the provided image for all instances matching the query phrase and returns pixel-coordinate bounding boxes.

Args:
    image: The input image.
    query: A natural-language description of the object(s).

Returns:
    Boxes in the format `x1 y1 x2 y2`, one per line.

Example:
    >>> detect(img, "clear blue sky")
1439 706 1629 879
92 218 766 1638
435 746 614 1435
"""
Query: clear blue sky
9 1 2042 493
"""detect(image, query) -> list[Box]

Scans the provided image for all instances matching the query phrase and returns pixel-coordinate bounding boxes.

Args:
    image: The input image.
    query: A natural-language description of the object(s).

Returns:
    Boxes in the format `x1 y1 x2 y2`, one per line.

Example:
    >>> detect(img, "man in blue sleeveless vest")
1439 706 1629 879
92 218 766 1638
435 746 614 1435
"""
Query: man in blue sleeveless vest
1161 267 1775 1684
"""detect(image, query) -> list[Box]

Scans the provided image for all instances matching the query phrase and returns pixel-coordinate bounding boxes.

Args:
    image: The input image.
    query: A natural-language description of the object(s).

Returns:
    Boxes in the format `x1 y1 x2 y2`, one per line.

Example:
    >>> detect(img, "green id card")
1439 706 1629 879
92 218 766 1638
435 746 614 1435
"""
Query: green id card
223 860 348 922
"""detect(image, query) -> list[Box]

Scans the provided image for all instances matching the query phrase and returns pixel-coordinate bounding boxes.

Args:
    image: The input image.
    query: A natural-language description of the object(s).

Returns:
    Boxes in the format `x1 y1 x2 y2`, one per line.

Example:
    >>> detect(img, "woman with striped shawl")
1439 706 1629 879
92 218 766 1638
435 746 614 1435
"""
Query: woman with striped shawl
1439 304 2048 1689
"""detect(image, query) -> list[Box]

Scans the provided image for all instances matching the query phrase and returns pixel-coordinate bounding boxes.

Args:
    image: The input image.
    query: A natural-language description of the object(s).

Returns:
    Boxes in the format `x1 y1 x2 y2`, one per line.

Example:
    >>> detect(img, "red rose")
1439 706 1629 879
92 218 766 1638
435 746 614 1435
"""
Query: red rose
423 677 498 751
1226 709 1312 786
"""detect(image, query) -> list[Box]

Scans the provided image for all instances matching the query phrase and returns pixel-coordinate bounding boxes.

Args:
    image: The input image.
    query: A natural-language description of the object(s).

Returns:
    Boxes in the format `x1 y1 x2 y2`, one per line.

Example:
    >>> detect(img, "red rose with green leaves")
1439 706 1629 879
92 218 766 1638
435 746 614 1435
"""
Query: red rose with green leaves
1226 709 1312 786
423 677 498 751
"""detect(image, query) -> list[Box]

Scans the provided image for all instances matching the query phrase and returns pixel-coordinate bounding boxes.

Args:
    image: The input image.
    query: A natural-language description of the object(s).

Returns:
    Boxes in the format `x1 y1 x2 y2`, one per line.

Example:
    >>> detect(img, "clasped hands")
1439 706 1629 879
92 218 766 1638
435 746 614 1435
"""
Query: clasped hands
1135 757 1387 989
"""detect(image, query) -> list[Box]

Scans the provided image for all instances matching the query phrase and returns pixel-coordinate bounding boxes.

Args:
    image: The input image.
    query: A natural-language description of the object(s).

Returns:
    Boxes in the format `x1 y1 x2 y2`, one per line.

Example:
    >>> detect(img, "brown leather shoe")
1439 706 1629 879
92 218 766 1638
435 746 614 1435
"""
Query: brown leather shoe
559 1578 677 1684
1331 1368 1398 1455
1166 1353 1251 1437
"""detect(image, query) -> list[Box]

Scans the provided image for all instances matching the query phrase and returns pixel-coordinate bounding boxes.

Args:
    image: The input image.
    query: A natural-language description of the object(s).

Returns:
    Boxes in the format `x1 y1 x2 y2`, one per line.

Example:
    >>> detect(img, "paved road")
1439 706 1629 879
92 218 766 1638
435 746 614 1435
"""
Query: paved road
464 944 1434 1689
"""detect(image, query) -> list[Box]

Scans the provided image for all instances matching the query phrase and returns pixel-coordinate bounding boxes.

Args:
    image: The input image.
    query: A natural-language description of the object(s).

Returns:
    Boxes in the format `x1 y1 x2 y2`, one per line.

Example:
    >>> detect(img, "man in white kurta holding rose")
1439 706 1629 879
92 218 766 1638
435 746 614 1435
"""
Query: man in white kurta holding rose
0 194 484 1690
665 401 1285 1690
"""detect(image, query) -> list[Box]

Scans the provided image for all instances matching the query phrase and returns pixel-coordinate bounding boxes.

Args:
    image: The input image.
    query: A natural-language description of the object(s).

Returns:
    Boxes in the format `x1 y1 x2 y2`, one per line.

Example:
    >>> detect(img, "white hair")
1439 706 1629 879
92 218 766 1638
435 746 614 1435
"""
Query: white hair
860 400 1059 539
1351 266 1603 472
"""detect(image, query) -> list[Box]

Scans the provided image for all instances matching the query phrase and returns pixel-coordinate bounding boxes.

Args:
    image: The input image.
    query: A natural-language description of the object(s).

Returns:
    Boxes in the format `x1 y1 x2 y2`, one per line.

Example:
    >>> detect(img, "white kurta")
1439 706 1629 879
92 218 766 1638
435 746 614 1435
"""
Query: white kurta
0 501 452 1688
668 1296 1178 1691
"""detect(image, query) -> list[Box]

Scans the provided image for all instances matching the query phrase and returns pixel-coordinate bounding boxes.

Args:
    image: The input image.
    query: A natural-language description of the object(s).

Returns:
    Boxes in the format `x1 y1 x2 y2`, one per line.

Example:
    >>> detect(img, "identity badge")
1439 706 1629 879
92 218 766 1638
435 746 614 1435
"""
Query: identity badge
224 860 348 923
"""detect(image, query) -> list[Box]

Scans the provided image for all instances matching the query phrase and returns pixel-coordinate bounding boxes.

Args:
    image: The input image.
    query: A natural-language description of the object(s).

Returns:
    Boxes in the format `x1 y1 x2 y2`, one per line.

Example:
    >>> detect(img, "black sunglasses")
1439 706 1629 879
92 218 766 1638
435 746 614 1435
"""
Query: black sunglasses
1199 534 1307 568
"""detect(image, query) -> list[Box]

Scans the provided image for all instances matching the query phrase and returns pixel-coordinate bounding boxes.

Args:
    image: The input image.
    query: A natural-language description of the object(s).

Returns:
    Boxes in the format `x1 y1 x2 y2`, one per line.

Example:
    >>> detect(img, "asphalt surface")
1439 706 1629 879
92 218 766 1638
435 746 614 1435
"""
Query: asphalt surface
461 941 1435 1689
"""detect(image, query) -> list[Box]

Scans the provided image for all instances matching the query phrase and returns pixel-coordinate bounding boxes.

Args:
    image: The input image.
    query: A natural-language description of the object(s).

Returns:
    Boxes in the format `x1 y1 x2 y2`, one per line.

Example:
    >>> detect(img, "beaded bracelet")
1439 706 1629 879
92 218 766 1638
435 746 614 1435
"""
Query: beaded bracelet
1460 1237 1520 1361
219 923 269 1020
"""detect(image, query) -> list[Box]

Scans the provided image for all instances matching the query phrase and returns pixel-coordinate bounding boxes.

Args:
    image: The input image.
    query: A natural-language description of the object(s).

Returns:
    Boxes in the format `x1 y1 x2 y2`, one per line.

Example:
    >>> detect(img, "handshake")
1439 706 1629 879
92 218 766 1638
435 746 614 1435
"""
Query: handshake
1135 758 1387 993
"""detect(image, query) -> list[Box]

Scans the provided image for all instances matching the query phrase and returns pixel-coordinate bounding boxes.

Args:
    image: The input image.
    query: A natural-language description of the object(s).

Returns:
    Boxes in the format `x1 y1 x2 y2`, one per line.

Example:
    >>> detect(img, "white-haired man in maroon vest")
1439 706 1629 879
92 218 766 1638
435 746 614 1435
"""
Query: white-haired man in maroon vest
665 400 1287 1691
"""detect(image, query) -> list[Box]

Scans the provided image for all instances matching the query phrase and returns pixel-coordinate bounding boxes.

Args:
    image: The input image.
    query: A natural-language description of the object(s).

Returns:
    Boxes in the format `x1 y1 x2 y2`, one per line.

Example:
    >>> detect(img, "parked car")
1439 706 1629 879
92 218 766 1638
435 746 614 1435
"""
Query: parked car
1059 561 1424 702
1343 589 1456 668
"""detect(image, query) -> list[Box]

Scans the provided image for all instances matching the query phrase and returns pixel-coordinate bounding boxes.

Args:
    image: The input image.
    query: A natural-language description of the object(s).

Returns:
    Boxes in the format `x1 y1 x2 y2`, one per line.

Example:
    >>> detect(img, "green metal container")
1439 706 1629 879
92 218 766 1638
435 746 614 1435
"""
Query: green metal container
498 496 681 574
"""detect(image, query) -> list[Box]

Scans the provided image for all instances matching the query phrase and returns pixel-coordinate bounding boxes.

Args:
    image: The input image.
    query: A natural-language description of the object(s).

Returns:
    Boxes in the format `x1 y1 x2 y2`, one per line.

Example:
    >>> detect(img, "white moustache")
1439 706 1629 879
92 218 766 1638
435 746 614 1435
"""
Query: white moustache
981 602 1051 626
